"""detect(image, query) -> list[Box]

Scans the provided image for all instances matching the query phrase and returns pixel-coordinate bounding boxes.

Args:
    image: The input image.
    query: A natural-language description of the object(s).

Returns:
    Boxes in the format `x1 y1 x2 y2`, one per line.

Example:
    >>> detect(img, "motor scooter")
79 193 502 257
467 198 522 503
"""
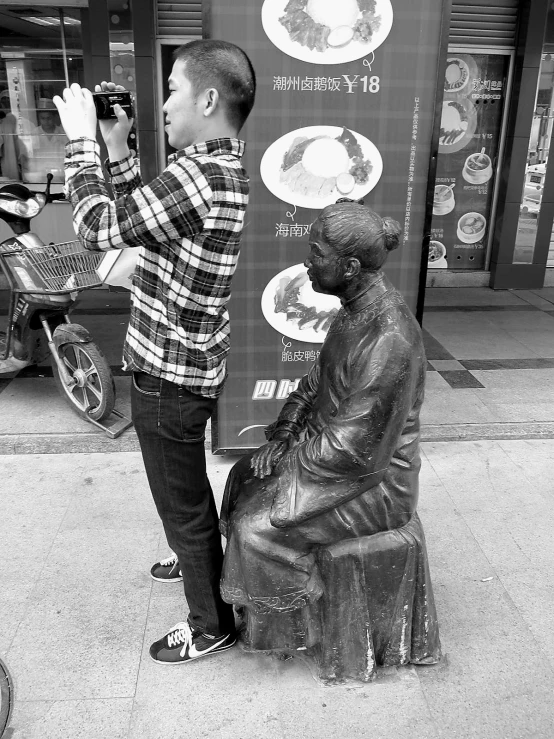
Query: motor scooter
0 175 131 438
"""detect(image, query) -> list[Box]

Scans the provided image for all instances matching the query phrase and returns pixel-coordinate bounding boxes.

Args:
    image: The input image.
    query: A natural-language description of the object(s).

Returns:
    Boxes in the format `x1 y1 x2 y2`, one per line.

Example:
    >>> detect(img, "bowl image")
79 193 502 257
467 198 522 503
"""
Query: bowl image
432 184 455 215
457 212 486 244
428 240 447 268
462 152 492 184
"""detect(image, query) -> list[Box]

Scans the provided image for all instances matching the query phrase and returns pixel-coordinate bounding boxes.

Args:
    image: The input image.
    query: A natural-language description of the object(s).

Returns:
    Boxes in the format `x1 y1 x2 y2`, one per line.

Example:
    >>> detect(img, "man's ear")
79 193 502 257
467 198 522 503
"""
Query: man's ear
203 88 220 117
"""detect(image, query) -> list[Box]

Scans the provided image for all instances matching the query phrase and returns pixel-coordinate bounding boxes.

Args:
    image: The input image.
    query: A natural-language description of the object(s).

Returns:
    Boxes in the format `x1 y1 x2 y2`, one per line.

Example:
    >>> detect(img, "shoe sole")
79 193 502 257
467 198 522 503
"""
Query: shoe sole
150 573 183 583
149 639 236 665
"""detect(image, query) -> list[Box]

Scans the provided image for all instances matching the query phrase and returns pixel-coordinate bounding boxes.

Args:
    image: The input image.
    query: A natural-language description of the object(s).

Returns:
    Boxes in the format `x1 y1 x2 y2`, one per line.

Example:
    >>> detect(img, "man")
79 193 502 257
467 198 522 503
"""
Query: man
22 99 67 183
220 203 436 656
53 40 256 664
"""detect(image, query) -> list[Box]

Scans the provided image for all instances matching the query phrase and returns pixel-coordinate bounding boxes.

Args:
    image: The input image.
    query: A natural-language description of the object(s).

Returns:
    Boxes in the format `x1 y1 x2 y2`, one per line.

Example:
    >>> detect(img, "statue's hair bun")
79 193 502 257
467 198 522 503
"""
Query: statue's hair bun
382 216 402 251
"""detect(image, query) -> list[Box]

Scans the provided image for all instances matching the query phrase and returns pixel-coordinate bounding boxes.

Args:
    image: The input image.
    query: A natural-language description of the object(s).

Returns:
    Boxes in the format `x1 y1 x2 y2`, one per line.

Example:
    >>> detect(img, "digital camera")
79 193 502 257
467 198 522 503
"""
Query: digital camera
92 91 133 120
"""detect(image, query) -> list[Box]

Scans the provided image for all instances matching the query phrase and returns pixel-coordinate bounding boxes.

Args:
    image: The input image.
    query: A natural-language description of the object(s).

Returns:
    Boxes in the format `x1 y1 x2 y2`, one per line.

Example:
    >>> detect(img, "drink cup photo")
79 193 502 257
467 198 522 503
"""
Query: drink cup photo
462 149 492 185
432 184 455 215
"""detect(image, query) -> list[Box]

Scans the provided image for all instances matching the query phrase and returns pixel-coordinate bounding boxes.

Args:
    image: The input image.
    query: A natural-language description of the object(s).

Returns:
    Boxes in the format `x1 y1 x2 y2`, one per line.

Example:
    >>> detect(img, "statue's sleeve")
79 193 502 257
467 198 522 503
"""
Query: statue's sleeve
265 362 320 442
269 331 419 527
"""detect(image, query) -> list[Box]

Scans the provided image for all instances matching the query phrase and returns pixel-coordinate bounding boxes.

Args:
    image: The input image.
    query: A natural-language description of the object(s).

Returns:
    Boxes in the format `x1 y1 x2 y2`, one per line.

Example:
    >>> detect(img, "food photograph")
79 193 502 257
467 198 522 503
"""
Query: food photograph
427 240 448 268
261 0 393 64
457 212 487 244
438 98 477 154
443 57 470 93
261 264 341 343
260 125 383 209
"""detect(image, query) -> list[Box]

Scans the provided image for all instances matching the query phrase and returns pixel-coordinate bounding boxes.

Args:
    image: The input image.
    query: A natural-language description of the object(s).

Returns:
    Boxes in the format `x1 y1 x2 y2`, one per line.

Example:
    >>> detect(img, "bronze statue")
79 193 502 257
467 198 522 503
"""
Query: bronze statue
220 202 441 683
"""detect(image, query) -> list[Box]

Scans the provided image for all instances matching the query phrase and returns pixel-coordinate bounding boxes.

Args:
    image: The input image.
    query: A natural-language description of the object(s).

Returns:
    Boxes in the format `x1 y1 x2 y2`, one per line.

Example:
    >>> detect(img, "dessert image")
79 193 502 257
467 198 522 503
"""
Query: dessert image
428 240 447 268
433 184 455 215
457 212 486 244
444 57 470 93
261 264 341 343
261 125 383 209
462 150 493 185
261 0 393 64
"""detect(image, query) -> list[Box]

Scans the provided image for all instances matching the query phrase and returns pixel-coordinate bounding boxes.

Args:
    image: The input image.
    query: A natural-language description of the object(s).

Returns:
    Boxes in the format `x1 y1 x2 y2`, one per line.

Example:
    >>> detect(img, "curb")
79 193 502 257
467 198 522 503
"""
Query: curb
1 422 554 455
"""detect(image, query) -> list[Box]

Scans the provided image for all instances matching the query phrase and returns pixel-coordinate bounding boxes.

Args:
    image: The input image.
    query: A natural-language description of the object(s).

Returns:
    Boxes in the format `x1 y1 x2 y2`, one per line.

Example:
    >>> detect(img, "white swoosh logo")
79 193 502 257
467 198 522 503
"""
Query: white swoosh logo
188 636 227 659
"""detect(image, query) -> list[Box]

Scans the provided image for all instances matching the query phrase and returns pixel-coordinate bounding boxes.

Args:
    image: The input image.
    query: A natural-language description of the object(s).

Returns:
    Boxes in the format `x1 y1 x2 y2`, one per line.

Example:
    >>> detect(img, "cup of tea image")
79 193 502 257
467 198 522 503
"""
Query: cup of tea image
457 212 486 244
428 240 447 268
462 151 492 184
432 184 455 215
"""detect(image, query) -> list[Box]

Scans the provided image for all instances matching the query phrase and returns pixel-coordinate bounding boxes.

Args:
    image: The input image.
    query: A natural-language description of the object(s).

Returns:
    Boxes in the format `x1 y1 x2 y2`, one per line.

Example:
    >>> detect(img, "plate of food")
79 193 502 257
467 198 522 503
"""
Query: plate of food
438 98 477 154
444 57 470 93
261 125 383 209
261 264 341 343
261 0 393 65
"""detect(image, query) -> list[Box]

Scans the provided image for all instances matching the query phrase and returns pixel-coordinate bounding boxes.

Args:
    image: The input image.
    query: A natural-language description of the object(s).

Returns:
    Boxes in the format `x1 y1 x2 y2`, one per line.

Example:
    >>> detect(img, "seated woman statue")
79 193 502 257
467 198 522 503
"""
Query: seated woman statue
220 201 439 664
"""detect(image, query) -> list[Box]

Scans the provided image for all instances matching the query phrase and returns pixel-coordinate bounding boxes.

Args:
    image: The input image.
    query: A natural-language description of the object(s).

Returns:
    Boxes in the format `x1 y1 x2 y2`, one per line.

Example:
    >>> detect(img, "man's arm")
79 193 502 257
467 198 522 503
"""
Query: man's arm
64 138 211 253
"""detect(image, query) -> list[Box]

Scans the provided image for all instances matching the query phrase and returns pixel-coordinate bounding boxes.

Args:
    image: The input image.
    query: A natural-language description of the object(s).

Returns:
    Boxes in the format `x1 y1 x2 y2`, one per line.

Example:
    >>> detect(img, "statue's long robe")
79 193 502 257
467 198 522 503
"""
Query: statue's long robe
220 275 426 614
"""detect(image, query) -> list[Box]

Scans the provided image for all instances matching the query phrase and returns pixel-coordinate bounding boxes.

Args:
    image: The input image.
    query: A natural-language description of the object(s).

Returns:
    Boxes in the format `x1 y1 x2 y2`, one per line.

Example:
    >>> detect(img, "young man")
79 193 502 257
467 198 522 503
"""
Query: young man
53 40 256 664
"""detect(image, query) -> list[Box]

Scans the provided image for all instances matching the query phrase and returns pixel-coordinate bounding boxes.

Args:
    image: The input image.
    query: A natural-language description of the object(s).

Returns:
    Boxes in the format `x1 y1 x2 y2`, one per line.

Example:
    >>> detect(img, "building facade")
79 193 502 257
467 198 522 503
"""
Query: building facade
0 0 552 291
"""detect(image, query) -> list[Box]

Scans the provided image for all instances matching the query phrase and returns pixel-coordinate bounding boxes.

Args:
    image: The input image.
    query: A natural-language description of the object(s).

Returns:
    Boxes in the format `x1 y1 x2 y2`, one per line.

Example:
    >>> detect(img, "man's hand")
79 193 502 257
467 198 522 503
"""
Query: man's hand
251 439 290 479
53 84 97 141
94 81 134 159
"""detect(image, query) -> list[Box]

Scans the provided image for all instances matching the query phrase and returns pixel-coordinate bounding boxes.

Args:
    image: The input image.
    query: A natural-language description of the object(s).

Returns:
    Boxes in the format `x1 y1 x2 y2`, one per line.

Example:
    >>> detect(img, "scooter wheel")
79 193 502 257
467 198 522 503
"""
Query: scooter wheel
52 340 116 422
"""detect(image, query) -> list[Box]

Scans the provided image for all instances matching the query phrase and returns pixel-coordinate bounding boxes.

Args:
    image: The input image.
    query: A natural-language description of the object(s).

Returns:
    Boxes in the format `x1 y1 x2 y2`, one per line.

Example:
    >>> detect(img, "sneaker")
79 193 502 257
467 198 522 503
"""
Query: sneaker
149 622 236 664
150 553 183 583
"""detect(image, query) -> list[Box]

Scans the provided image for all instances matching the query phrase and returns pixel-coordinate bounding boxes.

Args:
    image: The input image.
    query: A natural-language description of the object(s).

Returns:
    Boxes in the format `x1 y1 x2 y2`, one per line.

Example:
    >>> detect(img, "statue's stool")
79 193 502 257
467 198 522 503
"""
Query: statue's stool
238 513 441 684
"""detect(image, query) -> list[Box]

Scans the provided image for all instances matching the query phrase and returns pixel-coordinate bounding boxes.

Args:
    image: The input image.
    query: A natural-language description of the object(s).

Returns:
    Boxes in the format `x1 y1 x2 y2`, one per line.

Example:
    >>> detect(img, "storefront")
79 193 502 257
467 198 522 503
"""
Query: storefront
0 0 551 450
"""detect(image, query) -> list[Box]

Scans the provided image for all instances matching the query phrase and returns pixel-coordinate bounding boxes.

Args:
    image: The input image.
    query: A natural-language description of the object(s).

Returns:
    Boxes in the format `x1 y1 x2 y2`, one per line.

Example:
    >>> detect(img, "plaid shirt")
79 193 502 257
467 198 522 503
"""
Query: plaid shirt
64 137 249 397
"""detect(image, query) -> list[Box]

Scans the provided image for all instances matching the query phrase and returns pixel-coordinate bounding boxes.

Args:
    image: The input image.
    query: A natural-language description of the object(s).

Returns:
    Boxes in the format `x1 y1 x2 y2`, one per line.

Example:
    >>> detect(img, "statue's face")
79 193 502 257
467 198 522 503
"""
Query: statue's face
305 219 346 295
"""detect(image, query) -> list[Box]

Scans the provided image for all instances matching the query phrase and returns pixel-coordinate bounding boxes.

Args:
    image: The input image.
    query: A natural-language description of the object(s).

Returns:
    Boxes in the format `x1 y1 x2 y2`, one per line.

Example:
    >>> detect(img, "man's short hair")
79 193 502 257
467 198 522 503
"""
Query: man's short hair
173 39 256 132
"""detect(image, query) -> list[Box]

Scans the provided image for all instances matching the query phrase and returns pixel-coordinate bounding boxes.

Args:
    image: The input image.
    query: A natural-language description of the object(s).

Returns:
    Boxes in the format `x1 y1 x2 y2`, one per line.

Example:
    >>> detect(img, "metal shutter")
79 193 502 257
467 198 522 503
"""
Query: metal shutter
156 1 203 38
449 1 519 47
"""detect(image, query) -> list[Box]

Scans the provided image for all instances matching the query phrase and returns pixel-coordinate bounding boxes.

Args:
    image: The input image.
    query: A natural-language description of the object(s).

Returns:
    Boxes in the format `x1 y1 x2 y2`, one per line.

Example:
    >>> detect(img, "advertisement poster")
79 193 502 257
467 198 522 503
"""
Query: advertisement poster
211 0 444 451
428 52 510 270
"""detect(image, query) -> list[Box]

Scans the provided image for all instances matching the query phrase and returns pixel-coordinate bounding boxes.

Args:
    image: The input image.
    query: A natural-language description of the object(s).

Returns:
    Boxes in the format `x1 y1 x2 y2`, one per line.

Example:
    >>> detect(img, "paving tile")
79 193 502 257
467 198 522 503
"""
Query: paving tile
420 387 495 425
438 370 485 389
461 358 554 370
421 683 554 739
512 288 554 310
424 288 527 308
6 527 156 701
427 359 465 371
422 312 544 359
9 698 133 739
133 597 439 739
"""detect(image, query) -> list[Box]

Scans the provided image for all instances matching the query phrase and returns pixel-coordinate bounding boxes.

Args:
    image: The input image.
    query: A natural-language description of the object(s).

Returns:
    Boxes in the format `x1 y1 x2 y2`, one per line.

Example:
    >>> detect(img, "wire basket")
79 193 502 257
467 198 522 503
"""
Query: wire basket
0 240 103 294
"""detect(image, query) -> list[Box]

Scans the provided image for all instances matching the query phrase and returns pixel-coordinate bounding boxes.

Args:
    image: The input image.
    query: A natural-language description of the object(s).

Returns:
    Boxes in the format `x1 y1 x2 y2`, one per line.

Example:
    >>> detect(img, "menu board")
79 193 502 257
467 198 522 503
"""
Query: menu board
211 0 443 452
428 52 510 270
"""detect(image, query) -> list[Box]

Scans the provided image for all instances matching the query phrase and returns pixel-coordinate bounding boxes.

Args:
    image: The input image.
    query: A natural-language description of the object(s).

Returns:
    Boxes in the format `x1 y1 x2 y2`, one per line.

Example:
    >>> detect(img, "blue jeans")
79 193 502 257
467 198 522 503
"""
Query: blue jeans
131 371 235 637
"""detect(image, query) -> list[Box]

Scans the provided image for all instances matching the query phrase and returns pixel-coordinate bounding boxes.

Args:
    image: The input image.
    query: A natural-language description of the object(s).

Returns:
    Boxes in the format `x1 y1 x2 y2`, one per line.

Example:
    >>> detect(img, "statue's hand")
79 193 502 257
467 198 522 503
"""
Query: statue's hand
251 440 289 479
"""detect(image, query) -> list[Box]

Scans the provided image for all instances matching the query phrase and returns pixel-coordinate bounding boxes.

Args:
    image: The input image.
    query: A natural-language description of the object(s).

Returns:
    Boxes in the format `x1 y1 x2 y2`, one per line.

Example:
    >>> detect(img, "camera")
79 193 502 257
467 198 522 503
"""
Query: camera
92 91 133 120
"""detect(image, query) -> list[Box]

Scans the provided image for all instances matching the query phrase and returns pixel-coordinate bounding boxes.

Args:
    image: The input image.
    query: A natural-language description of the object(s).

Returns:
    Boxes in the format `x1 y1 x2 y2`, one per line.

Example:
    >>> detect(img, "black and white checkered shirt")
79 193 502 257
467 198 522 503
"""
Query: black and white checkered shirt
64 137 249 397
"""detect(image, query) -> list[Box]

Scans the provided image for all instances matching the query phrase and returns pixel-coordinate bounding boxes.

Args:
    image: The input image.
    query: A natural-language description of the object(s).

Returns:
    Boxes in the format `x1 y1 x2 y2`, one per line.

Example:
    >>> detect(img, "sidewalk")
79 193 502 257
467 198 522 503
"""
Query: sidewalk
1 285 554 453
1 285 554 738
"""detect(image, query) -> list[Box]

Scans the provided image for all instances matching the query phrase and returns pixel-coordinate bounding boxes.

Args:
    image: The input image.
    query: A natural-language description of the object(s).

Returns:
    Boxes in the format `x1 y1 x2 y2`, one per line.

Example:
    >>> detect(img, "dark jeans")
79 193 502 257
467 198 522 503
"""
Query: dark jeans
131 371 235 637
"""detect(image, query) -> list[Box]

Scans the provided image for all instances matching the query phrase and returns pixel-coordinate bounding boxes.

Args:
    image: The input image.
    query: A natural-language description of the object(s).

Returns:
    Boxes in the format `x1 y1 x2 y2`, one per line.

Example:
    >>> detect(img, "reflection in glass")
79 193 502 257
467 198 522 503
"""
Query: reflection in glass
0 7 83 184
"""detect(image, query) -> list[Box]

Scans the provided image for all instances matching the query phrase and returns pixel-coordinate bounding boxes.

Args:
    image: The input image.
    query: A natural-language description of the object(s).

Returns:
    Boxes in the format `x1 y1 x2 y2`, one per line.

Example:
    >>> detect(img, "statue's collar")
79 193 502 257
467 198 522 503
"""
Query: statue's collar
343 273 390 314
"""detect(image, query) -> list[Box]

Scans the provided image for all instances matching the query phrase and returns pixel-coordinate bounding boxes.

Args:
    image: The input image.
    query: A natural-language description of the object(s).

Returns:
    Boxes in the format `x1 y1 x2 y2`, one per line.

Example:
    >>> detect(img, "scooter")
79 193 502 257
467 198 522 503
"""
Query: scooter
0 175 132 438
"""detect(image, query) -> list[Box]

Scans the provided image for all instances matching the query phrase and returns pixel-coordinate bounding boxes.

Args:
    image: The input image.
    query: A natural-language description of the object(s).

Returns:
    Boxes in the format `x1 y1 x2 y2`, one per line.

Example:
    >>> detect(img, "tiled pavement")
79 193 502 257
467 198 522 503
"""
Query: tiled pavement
1 285 554 738
1 284 554 452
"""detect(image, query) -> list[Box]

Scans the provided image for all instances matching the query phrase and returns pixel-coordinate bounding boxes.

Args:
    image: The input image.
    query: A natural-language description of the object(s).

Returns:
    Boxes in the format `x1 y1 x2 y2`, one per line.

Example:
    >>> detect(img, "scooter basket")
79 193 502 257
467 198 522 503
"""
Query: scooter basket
0 240 103 293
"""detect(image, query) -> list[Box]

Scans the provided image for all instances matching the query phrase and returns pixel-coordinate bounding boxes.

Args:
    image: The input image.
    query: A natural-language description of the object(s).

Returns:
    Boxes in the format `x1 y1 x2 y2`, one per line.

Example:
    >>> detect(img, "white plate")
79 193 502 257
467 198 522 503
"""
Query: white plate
261 125 383 210
261 263 341 344
261 0 393 65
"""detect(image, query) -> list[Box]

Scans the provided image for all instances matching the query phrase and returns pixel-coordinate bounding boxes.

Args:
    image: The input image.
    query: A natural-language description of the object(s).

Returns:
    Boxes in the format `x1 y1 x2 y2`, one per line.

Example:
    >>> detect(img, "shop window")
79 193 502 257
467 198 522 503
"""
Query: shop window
108 0 138 157
0 6 84 185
